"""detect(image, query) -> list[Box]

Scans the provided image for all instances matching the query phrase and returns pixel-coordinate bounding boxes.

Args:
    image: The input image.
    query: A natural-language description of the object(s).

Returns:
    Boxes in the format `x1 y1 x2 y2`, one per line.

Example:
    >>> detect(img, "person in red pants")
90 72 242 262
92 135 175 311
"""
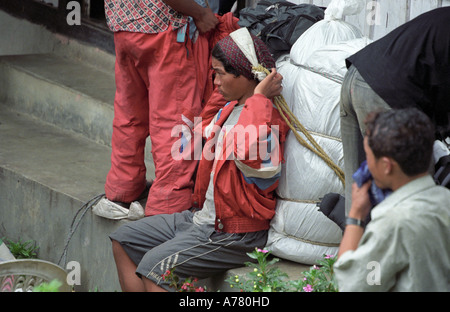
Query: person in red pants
94 1 220 220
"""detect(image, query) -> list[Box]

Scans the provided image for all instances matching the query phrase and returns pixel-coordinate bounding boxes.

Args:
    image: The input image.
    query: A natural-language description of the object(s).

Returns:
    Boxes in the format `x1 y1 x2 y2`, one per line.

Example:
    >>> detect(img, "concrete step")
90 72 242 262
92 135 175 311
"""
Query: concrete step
0 105 124 291
0 9 115 72
0 53 115 146
0 50 153 162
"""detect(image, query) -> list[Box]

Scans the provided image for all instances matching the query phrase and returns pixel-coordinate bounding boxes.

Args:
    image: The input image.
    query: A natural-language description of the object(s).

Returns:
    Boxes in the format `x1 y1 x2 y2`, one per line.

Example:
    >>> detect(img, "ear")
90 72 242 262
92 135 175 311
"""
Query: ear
380 156 394 175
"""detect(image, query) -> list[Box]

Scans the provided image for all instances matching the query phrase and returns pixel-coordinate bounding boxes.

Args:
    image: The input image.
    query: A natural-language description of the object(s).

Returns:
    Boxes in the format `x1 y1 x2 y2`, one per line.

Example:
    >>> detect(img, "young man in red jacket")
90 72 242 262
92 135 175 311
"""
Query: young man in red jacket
110 28 289 292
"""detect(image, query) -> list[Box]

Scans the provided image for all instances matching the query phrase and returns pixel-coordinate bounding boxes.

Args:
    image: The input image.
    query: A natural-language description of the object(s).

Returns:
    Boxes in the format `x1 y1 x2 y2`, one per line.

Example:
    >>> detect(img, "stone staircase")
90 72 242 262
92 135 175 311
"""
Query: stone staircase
0 10 309 292
0 10 151 291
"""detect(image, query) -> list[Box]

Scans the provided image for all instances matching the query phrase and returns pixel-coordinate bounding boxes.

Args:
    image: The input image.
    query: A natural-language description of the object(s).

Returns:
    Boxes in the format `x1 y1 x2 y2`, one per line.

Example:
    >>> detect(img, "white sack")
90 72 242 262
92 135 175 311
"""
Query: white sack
265 0 370 264
267 201 341 265
290 18 362 66
324 0 365 21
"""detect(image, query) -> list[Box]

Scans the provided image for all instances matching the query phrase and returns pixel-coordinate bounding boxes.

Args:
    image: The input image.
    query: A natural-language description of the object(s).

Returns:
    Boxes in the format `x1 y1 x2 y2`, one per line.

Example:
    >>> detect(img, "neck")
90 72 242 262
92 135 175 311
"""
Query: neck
390 172 428 191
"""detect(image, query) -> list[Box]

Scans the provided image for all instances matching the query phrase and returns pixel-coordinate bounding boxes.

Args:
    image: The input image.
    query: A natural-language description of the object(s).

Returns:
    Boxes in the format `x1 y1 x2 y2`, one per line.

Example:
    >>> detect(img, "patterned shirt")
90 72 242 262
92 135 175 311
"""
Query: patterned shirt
104 0 189 34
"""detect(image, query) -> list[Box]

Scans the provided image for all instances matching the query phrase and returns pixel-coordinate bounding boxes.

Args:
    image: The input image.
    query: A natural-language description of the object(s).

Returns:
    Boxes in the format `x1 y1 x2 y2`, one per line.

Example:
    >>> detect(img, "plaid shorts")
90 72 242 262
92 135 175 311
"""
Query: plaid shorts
110 210 268 291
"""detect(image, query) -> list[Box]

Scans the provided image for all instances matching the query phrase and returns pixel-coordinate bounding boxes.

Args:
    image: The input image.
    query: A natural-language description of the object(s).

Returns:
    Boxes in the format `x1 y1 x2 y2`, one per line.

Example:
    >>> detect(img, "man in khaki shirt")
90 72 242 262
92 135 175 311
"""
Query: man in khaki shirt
334 108 450 292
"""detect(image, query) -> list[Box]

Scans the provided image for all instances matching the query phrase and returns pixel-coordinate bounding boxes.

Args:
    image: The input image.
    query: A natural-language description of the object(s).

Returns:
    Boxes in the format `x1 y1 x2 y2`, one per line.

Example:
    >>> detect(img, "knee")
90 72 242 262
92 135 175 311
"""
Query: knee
142 276 168 292
111 239 124 258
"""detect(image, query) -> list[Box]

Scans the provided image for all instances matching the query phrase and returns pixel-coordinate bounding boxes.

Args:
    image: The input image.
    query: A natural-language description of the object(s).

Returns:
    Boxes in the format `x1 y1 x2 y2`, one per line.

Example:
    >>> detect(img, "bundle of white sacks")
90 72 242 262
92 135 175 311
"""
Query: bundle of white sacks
265 0 371 264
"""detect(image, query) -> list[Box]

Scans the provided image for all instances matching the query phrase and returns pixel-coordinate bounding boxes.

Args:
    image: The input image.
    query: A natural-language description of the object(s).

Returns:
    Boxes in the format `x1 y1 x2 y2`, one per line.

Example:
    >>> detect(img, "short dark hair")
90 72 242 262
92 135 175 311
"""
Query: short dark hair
364 108 435 176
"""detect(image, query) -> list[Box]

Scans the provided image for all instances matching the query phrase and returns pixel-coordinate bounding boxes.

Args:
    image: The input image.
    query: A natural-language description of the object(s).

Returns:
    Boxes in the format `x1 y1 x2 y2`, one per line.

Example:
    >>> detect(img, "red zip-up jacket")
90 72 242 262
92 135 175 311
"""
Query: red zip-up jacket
192 94 289 233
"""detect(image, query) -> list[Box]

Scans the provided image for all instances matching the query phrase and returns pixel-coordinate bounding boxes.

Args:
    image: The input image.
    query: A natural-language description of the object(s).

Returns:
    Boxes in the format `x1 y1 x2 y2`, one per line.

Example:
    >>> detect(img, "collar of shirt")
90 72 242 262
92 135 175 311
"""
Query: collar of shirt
370 175 436 221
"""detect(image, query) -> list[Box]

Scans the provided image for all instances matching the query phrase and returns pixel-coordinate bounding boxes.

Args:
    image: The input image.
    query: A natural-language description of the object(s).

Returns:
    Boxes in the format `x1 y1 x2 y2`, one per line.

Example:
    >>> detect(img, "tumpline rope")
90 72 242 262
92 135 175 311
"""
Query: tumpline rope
252 64 345 186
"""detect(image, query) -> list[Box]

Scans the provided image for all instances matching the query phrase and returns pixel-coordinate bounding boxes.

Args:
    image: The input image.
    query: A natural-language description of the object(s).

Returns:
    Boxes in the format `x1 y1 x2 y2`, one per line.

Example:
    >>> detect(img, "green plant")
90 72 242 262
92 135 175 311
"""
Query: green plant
4 238 39 259
160 250 339 292
33 279 62 292
162 269 206 292
290 254 338 292
226 249 339 292
226 248 289 292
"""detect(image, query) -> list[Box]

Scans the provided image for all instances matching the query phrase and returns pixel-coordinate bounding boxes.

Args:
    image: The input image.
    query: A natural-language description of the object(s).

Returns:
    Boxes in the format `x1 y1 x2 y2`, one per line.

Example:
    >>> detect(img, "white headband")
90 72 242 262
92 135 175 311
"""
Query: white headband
229 28 268 81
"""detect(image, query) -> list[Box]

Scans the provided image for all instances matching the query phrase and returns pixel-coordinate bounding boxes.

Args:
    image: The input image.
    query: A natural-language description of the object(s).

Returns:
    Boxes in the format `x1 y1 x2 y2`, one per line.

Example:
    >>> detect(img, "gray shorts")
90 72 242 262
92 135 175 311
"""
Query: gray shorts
109 210 268 291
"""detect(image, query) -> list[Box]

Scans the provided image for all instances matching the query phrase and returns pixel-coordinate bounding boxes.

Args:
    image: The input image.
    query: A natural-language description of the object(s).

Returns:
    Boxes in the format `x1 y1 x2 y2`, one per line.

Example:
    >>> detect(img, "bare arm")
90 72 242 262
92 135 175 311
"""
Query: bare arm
337 181 372 258
163 0 218 33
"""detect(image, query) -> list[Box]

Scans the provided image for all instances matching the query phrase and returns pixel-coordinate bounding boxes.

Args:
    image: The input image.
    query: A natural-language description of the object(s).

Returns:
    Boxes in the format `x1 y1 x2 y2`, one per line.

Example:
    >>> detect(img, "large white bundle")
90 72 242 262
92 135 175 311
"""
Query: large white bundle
265 0 370 264
290 17 362 66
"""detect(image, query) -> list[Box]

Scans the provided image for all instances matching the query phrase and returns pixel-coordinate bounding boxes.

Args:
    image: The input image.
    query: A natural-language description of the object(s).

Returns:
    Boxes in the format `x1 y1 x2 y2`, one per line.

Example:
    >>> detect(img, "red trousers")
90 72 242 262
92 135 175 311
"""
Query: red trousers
105 29 203 216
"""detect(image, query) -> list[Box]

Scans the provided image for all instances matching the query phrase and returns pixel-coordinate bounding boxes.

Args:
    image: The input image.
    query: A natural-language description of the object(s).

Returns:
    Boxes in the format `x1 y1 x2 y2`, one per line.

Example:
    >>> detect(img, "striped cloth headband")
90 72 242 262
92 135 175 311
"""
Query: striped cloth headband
216 28 275 81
